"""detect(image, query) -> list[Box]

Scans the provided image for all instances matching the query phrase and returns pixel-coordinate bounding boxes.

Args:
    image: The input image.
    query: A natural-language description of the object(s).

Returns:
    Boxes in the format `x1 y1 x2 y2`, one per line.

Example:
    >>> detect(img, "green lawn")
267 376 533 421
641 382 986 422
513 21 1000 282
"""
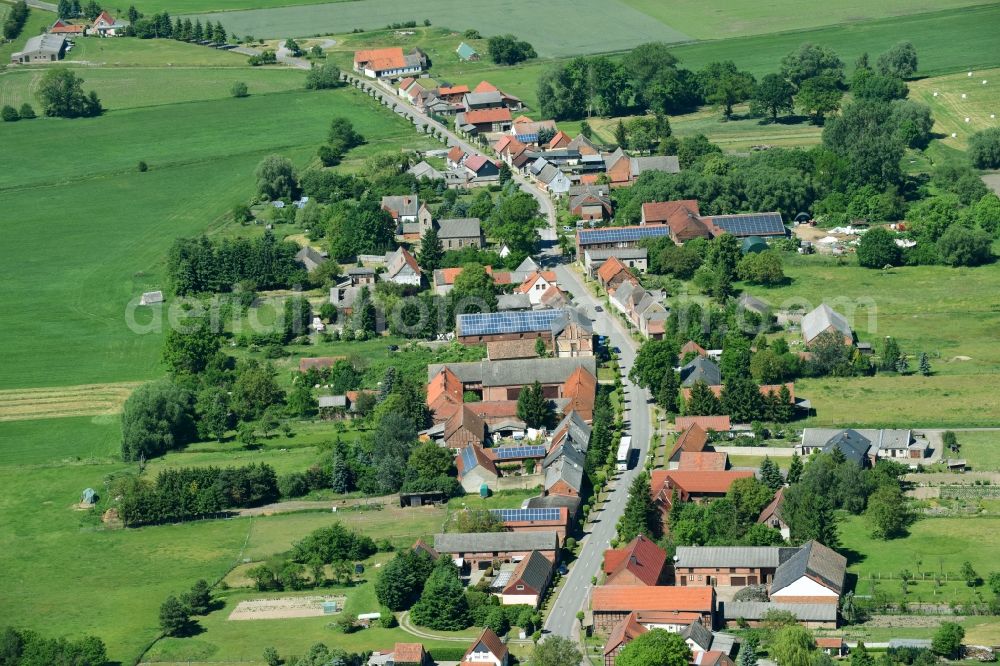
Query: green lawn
0 66 306 111
839 514 1000 604
951 431 1000 471
741 253 1000 427
0 416 120 466
0 86 434 390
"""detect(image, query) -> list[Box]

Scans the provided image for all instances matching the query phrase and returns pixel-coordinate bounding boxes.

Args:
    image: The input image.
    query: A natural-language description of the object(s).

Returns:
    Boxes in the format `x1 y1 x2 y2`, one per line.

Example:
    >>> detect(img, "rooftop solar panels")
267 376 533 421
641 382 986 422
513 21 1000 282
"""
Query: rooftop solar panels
492 445 546 460
709 212 786 237
490 507 563 523
577 225 671 245
459 445 478 471
458 310 563 336
491 571 513 589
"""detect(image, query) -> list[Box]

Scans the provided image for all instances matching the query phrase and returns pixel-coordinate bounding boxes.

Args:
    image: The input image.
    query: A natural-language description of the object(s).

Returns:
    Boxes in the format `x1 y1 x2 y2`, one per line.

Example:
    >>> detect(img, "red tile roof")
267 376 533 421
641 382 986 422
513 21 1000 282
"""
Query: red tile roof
680 340 707 357
642 199 701 225
354 47 407 70
604 612 647 657
456 442 497 476
394 643 425 664
448 146 465 162
514 271 557 293
464 155 492 172
592 586 714 612
548 131 572 149
650 470 754 497
561 366 597 420
439 85 470 96
398 77 415 90
464 107 512 124
50 19 84 33
597 257 632 285
669 424 710 459
673 416 732 433
678 451 729 471
427 367 463 421
815 638 844 649
474 81 499 93
602 535 667 586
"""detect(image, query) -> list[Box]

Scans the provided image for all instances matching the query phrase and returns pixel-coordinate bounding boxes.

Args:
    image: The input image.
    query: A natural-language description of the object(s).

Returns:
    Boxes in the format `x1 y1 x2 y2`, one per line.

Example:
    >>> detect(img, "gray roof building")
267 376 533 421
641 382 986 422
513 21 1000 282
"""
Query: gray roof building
296 246 328 271
437 217 482 239
553 410 591 453
381 195 420 219
408 160 445 180
801 303 853 344
673 547 798 570
681 621 713 652
318 395 347 409
738 293 772 317
463 91 503 109
630 155 680 176
801 428 915 459
771 540 847 596
11 34 66 64
680 356 722 387
817 429 872 466
551 307 593 337
721 601 837 622
434 531 558 553
498 293 532 311
544 443 585 494
428 357 596 387
585 248 648 263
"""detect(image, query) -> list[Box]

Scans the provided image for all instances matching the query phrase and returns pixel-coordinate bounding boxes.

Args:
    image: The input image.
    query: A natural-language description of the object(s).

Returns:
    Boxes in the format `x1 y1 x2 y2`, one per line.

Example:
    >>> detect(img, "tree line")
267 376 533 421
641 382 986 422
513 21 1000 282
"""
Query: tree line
0 627 107 666
115 463 279 526
166 232 304 295
3 0 28 40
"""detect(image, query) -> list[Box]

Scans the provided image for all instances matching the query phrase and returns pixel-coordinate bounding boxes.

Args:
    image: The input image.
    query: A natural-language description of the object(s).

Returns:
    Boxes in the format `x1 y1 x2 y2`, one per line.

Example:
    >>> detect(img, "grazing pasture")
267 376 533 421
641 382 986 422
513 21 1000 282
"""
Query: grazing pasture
910 67 1000 148
0 416 121 465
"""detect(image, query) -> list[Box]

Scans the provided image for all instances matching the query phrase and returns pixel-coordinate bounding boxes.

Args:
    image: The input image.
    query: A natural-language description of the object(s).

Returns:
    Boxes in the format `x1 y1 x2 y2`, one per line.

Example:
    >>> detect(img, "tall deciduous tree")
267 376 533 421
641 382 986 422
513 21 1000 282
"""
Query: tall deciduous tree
517 381 552 428
615 629 691 666
699 61 755 118
531 636 582 666
750 74 795 121
121 380 196 461
255 154 299 200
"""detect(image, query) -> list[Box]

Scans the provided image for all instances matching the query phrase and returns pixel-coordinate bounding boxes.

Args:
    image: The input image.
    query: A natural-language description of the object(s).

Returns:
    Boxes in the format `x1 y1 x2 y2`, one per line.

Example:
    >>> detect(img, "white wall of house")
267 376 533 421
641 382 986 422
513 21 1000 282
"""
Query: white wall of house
771 576 839 600
500 592 539 607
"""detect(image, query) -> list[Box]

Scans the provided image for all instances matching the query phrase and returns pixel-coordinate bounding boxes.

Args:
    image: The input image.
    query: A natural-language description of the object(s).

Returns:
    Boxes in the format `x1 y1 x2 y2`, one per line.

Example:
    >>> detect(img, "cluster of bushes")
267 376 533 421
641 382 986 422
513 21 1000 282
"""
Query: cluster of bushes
487 34 536 65
1 103 36 122
166 232 304 295
36 68 102 118
115 463 279 525
317 117 364 166
666 476 785 548
0 626 107 666
291 522 378 564
158 579 213 637
248 50 277 65
305 63 345 90
2 1 28 40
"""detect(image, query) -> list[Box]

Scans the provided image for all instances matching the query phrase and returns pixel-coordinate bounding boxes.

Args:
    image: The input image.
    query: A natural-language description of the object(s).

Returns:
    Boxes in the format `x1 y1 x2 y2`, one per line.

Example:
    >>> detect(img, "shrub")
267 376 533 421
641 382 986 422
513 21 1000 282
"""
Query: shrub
231 81 249 97
18 103 35 119
305 63 344 90
1 105 19 122
969 127 1000 169
137 160 149 172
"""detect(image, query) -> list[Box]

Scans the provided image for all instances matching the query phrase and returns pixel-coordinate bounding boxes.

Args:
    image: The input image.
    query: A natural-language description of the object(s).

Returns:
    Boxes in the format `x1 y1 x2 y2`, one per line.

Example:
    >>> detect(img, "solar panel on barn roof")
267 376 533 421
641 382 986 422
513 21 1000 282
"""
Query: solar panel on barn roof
709 212 786 237
577 226 671 245
492 445 546 459
490 507 562 522
458 310 563 336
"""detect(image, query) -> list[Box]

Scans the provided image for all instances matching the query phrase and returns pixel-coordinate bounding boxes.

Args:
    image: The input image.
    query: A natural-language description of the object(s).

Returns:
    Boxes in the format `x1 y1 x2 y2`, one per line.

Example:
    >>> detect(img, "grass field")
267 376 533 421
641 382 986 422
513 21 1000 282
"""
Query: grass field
0 415 120 465
189 0 691 53
911 67 1000 149
740 253 1000 427
839 514 1000 603
0 86 435 391
951 431 1000 471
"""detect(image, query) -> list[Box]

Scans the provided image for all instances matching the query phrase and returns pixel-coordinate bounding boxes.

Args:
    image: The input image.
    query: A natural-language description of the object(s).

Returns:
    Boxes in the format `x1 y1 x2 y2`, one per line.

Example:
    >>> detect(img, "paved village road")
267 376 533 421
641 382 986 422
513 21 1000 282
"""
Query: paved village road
543 263 654 641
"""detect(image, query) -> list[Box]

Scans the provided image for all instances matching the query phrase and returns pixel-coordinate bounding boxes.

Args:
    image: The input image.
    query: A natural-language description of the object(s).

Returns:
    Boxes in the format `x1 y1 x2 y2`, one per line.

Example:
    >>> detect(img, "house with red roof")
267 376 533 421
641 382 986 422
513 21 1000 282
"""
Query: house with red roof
597 257 637 293
591 585 715 634
678 452 729 471
383 247 421 286
603 612 647 666
667 424 712 467
353 47 426 79
603 535 667 586
447 146 467 168
91 10 128 36
439 84 471 102
650 469 754 517
456 107 512 134
463 155 501 180
758 487 790 539
514 271 559 306
49 19 85 35
673 415 732 434
548 131 572 149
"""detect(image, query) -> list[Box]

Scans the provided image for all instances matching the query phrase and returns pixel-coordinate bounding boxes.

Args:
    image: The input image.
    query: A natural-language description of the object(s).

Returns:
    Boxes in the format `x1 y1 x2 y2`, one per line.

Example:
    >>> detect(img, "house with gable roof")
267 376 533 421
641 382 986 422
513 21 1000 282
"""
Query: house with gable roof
514 271 560 306
570 188 614 221
500 550 554 607
92 10 128 36
801 304 854 346
603 535 668 586
353 47 426 78
461 629 509 666
382 247 421 286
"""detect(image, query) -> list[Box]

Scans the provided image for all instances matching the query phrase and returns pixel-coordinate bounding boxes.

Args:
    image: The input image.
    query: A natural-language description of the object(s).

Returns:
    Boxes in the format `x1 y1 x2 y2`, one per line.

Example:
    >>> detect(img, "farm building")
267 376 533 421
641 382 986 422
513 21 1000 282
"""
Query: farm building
353 47 426 78
456 41 480 61
11 34 66 64
801 304 854 346
91 11 128 36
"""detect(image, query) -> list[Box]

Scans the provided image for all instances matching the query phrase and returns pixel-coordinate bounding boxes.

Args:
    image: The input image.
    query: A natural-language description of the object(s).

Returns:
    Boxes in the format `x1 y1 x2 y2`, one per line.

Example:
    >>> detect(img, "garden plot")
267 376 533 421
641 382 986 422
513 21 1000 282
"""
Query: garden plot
228 595 347 620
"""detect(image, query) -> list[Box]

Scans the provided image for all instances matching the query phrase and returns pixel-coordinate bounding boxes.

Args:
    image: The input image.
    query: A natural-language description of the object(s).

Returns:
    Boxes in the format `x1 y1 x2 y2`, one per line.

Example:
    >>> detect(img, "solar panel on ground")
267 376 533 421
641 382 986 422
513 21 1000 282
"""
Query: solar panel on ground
492 445 546 459
710 212 786 237
490 507 562 522
458 310 563 336
577 226 671 245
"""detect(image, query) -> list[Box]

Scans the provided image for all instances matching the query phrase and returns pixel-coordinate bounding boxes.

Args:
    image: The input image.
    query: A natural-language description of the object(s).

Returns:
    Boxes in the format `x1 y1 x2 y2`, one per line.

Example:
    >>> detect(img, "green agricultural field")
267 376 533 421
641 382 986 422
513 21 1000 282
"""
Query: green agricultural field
950 430 1000 471
0 87 435 391
0 415 120 465
741 253 1000 427
911 67 1000 149
189 0 691 55
0 66 306 111
619 0 996 40
839 514 1000 603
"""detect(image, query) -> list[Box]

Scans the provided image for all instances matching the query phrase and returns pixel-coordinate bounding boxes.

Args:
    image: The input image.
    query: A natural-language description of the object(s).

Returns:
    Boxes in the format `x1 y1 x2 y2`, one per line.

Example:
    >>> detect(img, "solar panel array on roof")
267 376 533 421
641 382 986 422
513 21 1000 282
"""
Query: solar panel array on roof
710 212 786 237
459 310 563 336
490 507 562 522
460 446 478 470
577 226 671 245
492 445 546 459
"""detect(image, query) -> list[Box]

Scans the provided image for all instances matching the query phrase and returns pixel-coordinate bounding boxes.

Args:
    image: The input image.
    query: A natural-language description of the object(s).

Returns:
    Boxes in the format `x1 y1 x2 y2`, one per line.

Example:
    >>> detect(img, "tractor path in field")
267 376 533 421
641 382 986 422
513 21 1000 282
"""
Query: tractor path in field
0 381 141 421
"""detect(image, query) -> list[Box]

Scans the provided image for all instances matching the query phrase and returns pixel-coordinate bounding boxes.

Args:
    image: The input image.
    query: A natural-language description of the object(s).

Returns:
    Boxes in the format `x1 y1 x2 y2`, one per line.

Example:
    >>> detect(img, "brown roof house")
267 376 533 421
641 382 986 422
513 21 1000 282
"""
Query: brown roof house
499 550 554 607
591 586 715 634
603 535 667 586
460 629 509 666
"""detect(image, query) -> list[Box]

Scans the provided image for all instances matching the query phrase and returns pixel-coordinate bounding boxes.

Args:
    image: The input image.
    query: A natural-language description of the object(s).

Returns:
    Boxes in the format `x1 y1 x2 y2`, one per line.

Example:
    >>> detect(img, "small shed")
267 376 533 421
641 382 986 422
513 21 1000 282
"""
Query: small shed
81 488 97 505
140 290 164 305
741 236 769 254
456 42 479 61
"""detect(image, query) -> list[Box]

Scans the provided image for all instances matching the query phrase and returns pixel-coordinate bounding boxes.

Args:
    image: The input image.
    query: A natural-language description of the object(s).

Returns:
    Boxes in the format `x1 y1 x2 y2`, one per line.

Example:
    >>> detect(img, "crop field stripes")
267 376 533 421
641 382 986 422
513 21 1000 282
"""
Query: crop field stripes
0 382 140 421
